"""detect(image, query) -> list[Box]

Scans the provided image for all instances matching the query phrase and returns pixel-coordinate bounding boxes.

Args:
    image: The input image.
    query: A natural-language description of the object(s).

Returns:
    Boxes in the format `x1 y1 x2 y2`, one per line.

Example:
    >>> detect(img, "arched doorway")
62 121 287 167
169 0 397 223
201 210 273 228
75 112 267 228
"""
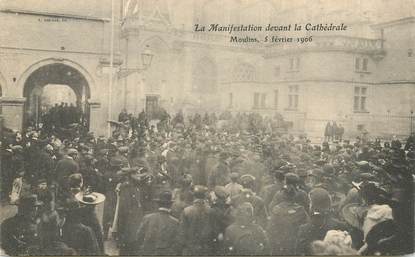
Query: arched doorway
23 63 91 131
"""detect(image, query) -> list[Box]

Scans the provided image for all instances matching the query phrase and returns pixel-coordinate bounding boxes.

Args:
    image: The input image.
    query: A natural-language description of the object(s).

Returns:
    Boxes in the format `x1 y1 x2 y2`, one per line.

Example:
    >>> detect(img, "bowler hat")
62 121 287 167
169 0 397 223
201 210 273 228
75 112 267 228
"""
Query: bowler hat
154 191 173 204
109 156 124 167
285 172 299 185
309 188 331 212
193 185 208 199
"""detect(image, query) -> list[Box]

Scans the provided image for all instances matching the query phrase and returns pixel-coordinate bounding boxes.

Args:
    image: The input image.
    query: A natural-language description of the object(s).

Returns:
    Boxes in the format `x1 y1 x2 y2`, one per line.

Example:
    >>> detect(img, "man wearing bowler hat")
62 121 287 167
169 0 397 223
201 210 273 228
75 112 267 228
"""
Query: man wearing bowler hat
135 191 181 255
117 166 152 255
232 174 268 228
1 194 43 256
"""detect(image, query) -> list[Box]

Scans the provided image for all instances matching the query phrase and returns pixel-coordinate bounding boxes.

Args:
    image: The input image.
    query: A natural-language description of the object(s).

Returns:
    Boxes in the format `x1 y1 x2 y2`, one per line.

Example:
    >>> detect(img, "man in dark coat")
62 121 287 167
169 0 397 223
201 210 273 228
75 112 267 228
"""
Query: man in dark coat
1 195 43 256
171 174 194 219
267 184 308 255
55 148 79 192
76 192 106 255
296 188 348 255
260 169 285 211
208 186 233 255
208 152 230 189
224 202 271 255
117 167 148 255
102 149 128 239
135 191 181 255
231 175 268 228
324 121 333 142
61 199 100 256
269 173 309 212
179 185 214 255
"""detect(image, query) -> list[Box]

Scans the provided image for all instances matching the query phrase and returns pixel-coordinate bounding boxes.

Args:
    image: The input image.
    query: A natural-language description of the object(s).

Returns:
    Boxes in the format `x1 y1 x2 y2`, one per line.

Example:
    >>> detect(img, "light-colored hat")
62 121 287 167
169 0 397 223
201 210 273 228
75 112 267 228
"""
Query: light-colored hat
75 192 106 205
362 204 393 239
323 230 353 248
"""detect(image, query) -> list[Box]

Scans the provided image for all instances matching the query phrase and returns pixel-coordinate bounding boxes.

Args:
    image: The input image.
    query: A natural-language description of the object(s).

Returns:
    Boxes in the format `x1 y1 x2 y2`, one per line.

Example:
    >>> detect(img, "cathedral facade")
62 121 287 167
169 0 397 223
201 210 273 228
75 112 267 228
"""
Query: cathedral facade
0 0 414 139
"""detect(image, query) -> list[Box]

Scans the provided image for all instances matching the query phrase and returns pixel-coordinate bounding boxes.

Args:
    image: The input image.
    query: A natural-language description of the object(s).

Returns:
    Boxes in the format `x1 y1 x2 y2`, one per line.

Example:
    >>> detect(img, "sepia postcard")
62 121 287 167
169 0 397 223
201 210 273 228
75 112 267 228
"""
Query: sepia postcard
0 0 414 256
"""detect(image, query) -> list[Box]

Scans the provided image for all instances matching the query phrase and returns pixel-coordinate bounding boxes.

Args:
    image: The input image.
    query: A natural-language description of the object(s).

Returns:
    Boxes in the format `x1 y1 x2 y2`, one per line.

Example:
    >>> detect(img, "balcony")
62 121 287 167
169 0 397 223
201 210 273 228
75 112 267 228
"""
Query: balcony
265 35 386 57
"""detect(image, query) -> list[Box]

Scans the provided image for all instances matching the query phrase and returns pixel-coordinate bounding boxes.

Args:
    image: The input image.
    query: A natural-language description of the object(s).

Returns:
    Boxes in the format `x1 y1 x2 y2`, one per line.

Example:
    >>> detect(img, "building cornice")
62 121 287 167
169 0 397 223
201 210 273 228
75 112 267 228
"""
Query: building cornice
371 16 415 29
222 79 415 86
0 97 26 106
0 46 118 57
0 8 110 22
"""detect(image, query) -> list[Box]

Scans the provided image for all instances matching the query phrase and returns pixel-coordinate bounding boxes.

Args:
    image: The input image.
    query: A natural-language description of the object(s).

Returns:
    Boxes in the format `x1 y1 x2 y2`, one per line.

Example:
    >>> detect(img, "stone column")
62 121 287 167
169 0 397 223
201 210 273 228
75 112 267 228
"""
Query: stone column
88 100 105 136
1 97 26 131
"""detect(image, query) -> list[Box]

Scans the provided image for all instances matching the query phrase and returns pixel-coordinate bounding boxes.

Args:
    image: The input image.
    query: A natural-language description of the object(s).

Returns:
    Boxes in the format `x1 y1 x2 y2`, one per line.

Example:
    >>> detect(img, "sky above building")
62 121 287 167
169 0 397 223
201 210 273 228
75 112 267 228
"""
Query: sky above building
0 0 413 31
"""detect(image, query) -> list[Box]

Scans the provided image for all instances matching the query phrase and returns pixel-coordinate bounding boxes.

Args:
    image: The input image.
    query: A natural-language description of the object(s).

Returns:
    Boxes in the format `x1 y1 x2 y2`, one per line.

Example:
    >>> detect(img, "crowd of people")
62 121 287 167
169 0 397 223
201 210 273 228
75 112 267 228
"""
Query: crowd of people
37 102 84 133
1 109 414 256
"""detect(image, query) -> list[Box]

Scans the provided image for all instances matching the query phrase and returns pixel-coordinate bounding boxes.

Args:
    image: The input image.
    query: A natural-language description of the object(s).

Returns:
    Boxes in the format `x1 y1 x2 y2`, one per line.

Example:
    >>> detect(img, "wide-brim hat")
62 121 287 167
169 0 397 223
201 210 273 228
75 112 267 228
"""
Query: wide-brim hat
341 203 368 230
75 192 106 205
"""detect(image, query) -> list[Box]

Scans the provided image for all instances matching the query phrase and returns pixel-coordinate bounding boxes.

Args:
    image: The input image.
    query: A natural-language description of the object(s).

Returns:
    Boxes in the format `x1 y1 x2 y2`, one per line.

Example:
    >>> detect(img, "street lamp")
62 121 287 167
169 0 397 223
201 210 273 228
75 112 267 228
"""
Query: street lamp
141 47 153 69
117 45 154 78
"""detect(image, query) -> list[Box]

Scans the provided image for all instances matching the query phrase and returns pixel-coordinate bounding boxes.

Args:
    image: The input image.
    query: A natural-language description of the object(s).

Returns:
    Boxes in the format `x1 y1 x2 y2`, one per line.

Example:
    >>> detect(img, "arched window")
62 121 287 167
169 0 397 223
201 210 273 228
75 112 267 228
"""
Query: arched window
233 63 256 82
192 58 217 93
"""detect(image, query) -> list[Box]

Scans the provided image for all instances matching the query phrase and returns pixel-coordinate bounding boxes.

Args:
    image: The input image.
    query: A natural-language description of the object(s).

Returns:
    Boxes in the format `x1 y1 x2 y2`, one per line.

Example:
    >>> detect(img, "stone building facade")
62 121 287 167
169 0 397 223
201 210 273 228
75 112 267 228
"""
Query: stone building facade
0 0 414 138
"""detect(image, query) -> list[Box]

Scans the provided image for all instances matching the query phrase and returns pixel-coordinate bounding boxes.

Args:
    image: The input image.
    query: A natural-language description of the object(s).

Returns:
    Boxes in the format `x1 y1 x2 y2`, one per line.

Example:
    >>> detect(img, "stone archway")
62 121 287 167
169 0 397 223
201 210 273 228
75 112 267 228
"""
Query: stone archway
22 63 91 129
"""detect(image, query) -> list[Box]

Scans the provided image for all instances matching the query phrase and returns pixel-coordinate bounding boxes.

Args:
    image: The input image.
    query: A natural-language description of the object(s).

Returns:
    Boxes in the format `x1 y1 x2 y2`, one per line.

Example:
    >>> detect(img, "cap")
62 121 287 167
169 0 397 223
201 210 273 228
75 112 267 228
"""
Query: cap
285 172 299 185
240 174 256 188
229 172 239 180
118 146 129 154
322 164 335 175
214 186 229 199
67 148 78 156
68 173 83 188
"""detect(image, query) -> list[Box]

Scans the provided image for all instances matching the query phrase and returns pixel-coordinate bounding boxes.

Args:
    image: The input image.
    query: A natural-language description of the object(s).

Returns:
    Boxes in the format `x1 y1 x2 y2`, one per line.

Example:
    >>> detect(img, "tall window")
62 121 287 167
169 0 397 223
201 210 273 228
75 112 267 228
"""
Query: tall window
253 92 260 108
233 63 256 81
289 56 300 71
354 86 367 112
288 85 299 109
260 93 267 108
355 57 369 72
274 66 281 77
274 90 278 109
228 92 233 108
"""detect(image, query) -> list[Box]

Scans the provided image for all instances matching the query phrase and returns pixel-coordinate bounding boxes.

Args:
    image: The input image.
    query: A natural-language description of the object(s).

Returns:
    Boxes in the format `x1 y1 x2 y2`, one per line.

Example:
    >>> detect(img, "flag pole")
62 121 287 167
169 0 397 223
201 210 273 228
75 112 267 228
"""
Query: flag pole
107 0 115 137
